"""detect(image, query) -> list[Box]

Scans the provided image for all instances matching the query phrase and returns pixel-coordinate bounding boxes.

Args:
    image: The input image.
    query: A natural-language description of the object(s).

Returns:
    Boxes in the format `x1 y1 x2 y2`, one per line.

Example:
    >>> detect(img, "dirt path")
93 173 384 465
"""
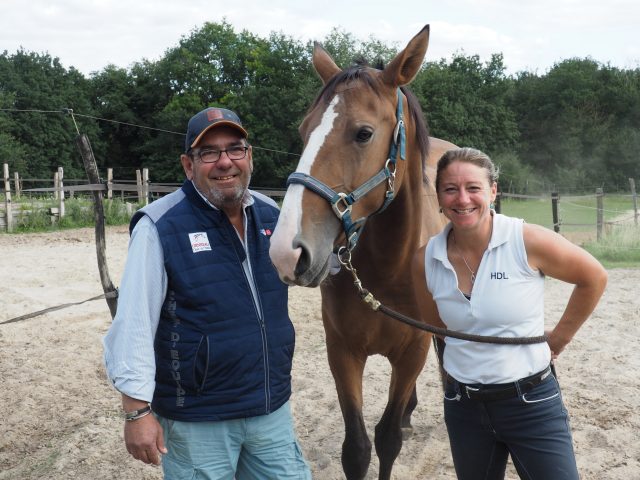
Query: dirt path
1 226 638 479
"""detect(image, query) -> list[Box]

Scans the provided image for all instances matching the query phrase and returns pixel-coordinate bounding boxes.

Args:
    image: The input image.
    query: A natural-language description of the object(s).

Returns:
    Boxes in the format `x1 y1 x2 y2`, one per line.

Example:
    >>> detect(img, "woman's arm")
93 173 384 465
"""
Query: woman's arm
524 223 608 357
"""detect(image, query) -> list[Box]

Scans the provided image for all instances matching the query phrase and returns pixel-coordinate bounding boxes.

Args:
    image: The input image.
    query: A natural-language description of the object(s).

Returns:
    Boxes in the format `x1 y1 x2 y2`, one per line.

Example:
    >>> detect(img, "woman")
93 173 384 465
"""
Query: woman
412 147 607 479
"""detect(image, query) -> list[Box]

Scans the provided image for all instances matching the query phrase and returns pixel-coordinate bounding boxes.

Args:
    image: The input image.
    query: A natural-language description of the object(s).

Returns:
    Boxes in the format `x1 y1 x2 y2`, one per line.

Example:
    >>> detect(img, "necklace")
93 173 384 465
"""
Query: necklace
452 232 476 285
451 219 493 286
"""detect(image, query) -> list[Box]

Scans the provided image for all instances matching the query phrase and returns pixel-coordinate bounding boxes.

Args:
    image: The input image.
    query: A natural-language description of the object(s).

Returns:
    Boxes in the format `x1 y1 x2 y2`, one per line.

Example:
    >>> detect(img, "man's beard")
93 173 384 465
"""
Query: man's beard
204 175 250 210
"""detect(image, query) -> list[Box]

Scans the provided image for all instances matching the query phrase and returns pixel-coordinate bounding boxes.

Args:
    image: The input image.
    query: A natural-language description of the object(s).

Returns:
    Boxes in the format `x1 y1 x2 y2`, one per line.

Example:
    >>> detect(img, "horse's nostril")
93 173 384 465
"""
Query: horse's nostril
294 242 311 277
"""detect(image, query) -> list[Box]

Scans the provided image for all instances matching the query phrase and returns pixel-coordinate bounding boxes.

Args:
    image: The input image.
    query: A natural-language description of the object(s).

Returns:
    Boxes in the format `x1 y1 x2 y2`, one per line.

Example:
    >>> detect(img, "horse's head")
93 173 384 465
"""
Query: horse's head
269 25 430 287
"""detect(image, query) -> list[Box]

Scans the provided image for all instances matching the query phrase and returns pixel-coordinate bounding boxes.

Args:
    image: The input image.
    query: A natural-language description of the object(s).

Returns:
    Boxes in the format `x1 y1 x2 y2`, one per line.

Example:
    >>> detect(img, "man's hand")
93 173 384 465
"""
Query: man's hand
124 412 167 465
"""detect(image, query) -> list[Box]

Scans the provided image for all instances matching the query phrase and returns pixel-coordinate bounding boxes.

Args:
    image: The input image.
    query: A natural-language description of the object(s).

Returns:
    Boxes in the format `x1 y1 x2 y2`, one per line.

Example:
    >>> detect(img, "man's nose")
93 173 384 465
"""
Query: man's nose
216 150 234 166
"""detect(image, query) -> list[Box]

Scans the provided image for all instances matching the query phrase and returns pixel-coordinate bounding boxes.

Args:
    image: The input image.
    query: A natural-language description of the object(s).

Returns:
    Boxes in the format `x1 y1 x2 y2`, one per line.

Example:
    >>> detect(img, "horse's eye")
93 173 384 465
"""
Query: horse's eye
356 128 373 143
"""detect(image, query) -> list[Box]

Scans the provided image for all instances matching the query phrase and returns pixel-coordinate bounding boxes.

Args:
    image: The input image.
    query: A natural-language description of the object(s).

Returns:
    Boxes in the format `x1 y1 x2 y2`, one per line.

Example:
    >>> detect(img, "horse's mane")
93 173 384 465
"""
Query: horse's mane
310 61 430 177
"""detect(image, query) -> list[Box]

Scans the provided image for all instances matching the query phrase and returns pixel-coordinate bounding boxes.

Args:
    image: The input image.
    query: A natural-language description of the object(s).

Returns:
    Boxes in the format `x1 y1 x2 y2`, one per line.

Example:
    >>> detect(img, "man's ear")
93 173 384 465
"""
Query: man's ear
181 154 194 180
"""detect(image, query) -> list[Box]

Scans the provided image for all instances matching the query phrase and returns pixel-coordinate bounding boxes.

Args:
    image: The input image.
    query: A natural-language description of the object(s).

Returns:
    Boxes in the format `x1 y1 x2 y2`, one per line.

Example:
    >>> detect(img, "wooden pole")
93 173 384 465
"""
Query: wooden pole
136 169 143 204
13 172 20 199
53 172 59 200
3 164 13 233
142 167 149 206
630 178 638 226
107 168 113 200
596 187 604 241
57 166 65 218
551 191 560 233
76 134 118 319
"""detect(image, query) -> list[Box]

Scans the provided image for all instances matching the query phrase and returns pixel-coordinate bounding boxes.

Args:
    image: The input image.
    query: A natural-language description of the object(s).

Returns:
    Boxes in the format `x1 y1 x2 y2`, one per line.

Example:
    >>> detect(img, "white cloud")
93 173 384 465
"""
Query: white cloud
1 0 637 75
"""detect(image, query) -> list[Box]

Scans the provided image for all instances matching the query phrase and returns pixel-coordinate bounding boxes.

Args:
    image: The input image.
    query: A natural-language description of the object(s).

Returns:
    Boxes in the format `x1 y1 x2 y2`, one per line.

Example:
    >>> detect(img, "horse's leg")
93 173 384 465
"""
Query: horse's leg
401 385 418 438
374 339 429 480
326 341 371 480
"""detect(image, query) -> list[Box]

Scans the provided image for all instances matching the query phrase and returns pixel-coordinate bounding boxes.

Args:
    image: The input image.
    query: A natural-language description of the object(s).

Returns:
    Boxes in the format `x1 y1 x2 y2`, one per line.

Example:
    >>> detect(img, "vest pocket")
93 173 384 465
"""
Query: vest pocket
155 325 206 395
193 335 210 394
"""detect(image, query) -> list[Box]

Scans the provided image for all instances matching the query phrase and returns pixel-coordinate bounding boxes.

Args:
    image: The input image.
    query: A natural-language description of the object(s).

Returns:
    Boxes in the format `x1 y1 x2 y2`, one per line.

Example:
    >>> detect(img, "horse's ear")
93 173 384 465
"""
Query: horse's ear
381 25 430 87
313 42 341 85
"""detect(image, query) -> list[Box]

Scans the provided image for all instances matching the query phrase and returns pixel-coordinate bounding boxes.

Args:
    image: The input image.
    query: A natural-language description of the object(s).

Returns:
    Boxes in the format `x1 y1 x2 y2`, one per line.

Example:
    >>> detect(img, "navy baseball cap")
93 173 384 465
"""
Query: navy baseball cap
185 107 248 152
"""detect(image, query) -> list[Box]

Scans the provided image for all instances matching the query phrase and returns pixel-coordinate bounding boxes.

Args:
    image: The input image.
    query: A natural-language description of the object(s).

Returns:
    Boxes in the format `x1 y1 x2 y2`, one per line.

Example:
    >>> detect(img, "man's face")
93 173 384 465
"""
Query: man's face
181 126 253 212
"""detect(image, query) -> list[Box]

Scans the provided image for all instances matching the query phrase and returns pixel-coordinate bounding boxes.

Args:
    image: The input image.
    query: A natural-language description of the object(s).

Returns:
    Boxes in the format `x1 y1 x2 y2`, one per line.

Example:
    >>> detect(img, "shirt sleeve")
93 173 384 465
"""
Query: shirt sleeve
103 215 167 402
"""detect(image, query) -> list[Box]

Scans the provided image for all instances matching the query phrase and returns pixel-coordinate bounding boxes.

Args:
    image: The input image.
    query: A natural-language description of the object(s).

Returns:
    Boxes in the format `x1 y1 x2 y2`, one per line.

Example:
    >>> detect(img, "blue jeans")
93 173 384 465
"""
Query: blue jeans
157 401 311 480
443 369 579 480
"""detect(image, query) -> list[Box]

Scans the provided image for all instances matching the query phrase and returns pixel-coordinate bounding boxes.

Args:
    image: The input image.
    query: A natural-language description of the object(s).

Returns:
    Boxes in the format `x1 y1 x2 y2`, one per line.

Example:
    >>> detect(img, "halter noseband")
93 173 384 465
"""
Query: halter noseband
287 88 406 252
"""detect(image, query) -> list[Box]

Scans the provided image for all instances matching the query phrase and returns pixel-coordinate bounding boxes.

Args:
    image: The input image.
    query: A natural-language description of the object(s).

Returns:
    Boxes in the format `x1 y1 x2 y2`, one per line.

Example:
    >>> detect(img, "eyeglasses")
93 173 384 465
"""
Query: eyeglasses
191 146 249 163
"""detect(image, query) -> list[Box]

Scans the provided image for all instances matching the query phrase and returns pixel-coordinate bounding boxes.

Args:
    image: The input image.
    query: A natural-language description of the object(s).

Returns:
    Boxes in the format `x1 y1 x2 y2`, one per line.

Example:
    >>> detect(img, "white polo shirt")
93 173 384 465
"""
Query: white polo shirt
425 213 551 384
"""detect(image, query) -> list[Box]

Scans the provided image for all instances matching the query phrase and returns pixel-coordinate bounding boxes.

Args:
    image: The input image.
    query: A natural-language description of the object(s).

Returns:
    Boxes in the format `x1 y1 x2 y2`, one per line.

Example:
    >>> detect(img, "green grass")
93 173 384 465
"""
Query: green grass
500 194 639 267
3 196 138 233
500 194 634 230
582 224 640 268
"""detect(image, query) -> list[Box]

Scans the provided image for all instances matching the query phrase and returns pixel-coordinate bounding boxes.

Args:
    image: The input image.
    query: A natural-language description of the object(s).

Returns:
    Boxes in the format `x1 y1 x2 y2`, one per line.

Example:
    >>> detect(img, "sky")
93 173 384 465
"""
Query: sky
1 0 638 77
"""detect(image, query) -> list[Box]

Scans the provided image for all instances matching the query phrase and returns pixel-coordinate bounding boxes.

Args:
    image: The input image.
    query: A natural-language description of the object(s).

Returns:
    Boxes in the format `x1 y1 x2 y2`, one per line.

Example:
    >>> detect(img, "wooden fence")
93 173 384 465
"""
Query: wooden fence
1 164 285 232
2 163 638 237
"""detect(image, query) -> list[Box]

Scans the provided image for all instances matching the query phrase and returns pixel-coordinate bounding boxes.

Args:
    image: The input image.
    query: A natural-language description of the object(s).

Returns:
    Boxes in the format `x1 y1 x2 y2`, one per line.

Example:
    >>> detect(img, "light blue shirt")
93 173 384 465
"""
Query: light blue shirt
103 183 264 402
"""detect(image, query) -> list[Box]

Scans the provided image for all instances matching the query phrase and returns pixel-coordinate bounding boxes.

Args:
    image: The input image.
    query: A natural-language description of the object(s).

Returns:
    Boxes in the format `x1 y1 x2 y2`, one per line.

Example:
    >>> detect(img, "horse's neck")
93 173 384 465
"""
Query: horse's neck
357 163 423 268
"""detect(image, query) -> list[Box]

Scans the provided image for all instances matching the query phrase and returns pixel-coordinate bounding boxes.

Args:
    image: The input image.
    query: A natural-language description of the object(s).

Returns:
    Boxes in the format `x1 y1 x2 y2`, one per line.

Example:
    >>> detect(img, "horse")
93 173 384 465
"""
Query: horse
269 25 455 480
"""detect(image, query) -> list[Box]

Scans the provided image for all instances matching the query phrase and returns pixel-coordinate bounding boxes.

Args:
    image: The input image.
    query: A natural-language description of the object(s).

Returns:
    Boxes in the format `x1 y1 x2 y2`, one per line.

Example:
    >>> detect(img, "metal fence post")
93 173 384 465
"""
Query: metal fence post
596 187 604 241
630 178 638 226
551 192 560 233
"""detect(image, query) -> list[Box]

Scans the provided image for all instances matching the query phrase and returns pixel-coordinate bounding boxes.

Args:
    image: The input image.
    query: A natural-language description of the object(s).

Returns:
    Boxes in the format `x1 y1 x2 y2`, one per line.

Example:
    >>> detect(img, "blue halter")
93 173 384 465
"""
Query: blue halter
287 88 406 252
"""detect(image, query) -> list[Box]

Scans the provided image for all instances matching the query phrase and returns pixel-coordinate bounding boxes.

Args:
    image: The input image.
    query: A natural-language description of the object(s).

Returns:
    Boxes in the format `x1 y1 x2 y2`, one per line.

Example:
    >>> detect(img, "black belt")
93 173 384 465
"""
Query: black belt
447 366 553 402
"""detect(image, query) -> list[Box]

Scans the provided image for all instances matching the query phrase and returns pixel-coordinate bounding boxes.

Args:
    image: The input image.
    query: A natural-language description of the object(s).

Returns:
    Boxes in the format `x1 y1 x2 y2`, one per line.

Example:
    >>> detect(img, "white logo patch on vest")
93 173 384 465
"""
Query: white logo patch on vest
188 232 212 253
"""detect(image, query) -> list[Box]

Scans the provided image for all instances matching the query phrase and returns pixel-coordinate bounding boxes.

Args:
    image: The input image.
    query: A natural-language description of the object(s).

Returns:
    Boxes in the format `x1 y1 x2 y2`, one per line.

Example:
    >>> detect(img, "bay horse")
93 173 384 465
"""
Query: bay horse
269 25 455 480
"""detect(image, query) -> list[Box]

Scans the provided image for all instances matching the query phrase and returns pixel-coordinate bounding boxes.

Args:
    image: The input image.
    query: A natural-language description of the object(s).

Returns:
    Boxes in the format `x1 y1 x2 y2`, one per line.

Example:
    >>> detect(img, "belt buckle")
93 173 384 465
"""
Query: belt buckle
465 385 480 399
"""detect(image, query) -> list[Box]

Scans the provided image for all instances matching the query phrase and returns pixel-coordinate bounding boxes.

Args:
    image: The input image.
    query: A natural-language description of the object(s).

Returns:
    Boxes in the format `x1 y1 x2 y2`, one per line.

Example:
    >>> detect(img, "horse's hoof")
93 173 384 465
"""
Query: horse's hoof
401 426 413 441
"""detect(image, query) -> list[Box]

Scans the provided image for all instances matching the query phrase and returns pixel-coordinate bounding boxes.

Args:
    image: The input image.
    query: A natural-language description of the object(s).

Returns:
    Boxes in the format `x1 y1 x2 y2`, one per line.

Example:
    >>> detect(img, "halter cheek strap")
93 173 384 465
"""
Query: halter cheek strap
287 88 406 252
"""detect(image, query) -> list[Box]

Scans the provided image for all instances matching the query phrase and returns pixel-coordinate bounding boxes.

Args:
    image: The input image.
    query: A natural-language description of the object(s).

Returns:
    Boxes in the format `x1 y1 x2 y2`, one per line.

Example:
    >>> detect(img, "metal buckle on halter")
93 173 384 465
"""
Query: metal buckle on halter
332 192 352 219
385 158 396 192
393 119 404 145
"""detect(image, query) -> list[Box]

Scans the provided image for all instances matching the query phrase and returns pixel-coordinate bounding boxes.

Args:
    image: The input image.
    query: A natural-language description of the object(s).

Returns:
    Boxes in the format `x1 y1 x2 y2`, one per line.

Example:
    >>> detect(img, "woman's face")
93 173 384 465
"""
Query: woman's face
437 160 497 230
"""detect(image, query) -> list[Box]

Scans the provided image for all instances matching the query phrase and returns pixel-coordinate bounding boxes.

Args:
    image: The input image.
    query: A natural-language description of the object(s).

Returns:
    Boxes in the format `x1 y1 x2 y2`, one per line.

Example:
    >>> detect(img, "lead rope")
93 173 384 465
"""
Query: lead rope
336 247 547 345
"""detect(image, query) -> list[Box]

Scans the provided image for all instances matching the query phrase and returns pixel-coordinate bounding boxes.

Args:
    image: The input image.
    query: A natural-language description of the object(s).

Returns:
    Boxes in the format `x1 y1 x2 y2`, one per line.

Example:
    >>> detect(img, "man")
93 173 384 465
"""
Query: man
104 107 311 479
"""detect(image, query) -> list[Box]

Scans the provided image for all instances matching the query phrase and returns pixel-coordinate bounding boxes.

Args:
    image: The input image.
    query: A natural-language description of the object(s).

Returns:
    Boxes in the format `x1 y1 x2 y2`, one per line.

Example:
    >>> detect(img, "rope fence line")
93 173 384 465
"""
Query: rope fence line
0 290 118 326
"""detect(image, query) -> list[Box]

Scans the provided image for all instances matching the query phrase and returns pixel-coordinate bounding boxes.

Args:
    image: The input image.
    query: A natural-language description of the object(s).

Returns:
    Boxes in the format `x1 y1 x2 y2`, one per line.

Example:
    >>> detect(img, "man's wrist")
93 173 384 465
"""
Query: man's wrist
124 403 152 421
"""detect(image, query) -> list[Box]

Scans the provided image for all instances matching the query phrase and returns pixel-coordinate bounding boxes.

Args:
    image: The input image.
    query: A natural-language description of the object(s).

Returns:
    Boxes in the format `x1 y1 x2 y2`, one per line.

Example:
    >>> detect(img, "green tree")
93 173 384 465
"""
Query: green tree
510 59 640 191
412 52 519 155
0 49 100 180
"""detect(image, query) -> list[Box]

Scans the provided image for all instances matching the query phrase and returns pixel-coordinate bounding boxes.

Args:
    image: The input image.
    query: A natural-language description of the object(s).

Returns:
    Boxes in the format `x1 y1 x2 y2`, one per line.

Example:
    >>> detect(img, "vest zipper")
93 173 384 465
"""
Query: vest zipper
234 238 271 414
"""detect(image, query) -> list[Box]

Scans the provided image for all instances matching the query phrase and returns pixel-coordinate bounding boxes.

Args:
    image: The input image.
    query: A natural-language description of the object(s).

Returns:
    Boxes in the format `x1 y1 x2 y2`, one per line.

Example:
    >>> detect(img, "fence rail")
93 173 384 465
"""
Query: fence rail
1 164 288 231
2 164 638 238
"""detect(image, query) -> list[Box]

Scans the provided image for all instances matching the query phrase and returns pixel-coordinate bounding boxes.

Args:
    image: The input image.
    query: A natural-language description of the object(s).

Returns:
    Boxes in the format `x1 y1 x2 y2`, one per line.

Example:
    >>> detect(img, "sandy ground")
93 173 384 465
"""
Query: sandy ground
0 225 639 479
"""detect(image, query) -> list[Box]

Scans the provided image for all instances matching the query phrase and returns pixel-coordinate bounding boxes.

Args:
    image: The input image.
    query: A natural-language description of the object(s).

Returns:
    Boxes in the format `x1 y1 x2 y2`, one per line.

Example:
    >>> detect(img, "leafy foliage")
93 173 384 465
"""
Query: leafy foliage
1 23 639 192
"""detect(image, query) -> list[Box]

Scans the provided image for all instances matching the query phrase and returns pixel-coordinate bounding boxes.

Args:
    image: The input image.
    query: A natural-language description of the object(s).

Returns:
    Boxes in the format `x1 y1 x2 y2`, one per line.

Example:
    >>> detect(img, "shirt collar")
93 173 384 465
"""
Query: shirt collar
432 211 509 263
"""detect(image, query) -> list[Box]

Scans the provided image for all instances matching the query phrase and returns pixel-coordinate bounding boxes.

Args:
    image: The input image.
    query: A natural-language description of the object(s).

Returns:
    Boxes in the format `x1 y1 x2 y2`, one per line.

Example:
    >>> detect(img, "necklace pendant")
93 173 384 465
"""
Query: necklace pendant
470 272 476 284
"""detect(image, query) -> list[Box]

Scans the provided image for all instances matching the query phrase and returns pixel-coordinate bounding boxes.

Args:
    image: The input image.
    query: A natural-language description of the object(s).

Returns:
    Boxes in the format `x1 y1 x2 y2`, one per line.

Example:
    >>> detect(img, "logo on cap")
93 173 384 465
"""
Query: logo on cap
207 109 224 122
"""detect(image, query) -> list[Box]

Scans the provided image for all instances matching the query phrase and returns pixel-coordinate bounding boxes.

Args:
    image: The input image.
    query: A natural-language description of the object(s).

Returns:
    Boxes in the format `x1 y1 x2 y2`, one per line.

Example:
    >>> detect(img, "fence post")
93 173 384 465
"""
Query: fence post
53 171 59 200
551 192 560 233
136 169 143 204
142 167 149 206
107 168 113 200
596 187 604 241
3 164 13 232
58 166 65 218
630 178 638 226
13 172 21 199
76 133 118 319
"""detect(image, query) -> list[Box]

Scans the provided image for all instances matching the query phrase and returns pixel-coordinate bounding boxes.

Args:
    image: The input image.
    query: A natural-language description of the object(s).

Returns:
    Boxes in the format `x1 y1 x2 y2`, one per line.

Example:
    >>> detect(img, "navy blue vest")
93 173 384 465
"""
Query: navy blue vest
131 181 293 421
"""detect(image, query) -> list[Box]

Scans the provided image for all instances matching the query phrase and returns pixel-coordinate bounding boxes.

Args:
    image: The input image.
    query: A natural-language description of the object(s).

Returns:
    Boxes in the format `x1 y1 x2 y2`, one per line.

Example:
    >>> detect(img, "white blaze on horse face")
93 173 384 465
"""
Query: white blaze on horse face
270 95 341 283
